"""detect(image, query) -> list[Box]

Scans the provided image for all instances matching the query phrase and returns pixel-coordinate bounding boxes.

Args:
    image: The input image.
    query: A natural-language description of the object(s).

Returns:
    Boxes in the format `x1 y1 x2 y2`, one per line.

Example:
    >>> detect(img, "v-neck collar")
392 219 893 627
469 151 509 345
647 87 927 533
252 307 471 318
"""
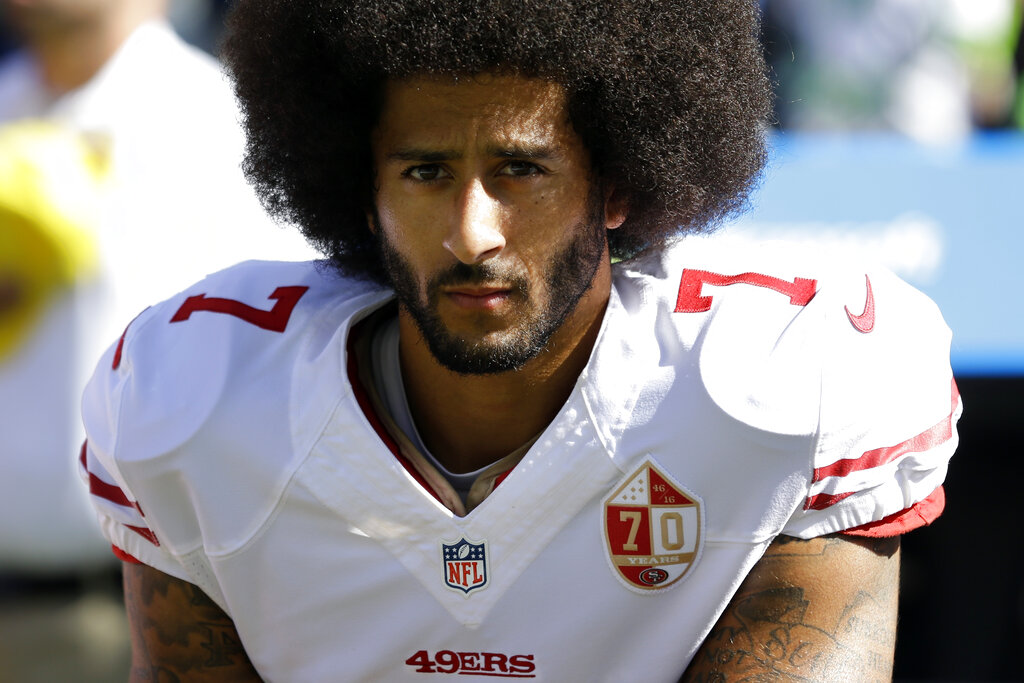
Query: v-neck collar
295 283 651 626
346 304 545 516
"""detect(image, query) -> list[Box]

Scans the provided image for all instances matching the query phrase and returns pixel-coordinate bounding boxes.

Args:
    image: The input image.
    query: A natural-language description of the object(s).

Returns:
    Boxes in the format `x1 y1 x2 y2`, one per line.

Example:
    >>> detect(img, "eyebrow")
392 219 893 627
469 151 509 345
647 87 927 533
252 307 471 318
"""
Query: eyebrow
386 143 562 163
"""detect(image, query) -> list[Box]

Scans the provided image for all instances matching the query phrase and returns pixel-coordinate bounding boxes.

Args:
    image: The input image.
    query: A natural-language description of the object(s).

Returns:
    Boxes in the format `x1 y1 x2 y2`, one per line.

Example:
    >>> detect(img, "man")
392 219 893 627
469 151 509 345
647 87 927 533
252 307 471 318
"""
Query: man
0 0 315 572
79 0 960 680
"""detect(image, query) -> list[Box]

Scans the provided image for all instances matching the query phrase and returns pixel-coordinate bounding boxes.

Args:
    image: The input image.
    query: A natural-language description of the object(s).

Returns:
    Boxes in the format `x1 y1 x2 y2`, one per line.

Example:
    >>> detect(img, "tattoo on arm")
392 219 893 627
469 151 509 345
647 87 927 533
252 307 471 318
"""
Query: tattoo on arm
123 563 262 682
681 534 900 682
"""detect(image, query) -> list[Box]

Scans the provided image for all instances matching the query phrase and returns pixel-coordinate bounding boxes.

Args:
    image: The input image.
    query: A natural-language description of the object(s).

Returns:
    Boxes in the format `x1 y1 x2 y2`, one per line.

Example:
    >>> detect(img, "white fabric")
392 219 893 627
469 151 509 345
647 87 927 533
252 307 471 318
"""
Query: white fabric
0 20 318 571
80 237 959 681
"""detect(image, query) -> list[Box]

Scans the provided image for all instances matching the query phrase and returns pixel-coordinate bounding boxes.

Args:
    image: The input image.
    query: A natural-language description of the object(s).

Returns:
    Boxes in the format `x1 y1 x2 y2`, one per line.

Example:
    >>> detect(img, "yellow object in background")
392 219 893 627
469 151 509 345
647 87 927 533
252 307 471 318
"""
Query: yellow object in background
0 122 108 359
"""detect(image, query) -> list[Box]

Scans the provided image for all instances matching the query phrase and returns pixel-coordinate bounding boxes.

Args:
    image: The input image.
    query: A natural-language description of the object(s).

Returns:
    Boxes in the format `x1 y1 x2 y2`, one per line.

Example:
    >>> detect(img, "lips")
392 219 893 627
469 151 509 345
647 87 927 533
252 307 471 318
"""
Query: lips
444 286 513 310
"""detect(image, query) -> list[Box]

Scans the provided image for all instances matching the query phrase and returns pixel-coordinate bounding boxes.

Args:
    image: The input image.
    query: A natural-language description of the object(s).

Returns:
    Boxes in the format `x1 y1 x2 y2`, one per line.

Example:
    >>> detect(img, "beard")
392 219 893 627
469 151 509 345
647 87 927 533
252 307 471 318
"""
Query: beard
376 190 608 375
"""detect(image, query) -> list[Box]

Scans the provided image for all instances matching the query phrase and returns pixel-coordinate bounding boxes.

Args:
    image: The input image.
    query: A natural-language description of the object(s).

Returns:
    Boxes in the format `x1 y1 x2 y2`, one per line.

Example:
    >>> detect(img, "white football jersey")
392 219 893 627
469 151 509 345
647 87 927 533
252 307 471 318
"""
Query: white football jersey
80 237 960 682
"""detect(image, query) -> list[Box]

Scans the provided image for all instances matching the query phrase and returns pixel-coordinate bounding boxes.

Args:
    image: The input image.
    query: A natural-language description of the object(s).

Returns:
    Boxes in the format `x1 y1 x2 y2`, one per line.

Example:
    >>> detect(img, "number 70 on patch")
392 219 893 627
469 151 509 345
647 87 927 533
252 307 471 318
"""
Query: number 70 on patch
603 457 704 592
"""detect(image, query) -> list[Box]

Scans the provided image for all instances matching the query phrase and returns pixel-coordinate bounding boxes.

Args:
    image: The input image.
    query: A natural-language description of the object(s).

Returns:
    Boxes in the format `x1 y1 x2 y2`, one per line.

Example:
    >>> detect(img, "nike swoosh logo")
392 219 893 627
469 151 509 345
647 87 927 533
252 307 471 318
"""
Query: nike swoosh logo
845 274 875 333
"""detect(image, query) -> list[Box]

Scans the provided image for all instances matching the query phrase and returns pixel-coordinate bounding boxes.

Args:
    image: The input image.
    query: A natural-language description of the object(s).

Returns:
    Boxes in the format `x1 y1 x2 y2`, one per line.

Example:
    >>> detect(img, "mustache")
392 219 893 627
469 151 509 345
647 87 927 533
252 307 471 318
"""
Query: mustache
428 261 530 294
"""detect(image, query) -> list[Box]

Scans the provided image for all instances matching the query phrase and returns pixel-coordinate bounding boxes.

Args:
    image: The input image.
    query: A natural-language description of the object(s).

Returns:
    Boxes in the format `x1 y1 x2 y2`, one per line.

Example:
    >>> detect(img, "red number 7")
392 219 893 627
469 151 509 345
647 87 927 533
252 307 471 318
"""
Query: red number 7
170 286 309 332
674 269 816 313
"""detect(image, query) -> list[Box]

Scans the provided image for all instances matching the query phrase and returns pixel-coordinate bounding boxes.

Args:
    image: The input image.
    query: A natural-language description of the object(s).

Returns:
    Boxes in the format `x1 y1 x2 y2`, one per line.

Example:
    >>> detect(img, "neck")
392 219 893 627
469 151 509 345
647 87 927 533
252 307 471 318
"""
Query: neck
24 3 162 93
399 258 612 473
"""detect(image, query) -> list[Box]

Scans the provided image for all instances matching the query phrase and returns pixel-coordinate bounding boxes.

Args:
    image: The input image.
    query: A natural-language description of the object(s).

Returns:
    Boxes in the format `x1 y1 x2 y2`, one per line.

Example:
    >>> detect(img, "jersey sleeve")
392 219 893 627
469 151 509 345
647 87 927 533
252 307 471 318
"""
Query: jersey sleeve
782 264 961 539
77 307 192 581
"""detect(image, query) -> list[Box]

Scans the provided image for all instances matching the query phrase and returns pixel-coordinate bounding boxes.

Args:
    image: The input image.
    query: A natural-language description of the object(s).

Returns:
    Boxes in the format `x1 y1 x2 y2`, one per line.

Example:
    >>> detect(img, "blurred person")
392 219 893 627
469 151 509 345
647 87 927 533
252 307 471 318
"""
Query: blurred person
762 0 1020 142
0 0 316 317
0 0 317 573
79 1 959 679
0 121 111 571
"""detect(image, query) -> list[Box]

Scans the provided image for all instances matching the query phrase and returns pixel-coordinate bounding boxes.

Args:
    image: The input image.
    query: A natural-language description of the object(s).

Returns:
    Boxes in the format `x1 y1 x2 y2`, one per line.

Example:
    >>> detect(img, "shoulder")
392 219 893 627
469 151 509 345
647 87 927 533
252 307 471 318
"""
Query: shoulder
89 259 384 455
81 260 389 552
614 235 953 434
609 235 958 534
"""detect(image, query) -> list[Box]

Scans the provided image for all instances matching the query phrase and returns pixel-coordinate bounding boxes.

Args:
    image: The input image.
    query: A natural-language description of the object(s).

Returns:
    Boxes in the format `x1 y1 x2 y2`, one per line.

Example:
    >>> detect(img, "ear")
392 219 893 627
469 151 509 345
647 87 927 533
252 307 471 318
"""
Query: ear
365 208 377 235
603 184 628 231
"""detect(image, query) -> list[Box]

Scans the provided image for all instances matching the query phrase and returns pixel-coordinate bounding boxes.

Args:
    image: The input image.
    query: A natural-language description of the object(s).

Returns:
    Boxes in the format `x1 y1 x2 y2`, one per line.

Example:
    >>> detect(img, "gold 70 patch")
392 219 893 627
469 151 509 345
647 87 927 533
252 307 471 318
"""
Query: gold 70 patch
603 456 704 592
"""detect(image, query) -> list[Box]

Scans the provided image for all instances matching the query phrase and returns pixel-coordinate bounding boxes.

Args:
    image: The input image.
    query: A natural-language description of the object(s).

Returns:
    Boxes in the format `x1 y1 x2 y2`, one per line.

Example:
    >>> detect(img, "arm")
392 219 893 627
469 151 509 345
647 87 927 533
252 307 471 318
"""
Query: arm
681 533 900 682
123 562 264 682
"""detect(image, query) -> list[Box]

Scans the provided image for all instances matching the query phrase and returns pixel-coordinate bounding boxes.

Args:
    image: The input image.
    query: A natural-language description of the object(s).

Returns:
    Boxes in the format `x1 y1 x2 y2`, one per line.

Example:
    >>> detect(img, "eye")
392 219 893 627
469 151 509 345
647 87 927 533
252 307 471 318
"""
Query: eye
402 164 451 182
499 160 543 177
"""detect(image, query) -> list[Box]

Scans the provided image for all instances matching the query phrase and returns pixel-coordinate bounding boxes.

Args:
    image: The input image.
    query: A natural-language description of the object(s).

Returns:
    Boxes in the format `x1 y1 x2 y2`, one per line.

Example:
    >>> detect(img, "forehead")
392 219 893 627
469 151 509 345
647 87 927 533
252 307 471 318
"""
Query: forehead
374 74 575 149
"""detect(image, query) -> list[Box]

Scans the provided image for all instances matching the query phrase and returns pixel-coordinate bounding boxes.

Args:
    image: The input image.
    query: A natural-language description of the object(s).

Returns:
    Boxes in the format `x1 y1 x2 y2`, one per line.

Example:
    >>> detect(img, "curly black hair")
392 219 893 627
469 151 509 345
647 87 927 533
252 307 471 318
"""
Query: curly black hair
222 0 771 283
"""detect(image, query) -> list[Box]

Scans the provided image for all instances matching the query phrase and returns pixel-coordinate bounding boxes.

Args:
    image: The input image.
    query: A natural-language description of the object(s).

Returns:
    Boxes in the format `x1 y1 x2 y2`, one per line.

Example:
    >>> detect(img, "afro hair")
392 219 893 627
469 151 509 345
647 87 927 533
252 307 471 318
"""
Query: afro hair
222 0 772 283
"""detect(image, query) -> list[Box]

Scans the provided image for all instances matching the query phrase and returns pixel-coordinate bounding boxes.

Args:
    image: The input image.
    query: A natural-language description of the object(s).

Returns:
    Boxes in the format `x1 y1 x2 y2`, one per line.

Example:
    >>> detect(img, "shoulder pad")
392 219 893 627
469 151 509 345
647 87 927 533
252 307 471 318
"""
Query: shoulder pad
617 237 954 436
82 259 391 554
614 236 958 533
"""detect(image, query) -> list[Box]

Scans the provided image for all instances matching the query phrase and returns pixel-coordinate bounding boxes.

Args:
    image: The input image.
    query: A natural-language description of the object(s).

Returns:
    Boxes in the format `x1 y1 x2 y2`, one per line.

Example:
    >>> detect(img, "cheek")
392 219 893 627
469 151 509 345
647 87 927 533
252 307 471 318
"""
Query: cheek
376 216 441 292
375 208 425 263
375 186 446 249
518 185 590 247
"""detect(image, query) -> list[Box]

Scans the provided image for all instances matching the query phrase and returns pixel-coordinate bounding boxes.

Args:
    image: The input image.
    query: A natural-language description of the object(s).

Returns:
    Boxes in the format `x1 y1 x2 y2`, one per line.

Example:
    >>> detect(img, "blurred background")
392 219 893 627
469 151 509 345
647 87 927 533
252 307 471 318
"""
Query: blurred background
0 0 1021 680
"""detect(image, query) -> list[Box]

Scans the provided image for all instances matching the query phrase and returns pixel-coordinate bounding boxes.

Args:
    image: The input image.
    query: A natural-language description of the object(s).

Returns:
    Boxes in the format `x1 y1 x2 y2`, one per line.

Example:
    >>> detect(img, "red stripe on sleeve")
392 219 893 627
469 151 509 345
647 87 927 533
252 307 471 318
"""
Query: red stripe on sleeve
841 486 946 538
813 379 960 484
80 440 141 511
804 490 855 511
112 545 143 564
111 309 147 370
112 322 130 370
126 524 160 547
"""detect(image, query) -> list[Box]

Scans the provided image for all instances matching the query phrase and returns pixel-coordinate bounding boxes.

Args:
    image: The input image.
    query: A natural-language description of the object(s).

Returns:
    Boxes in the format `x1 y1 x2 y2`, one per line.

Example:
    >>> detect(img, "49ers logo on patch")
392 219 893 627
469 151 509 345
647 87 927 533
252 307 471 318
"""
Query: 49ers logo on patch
603 456 703 592
442 538 488 594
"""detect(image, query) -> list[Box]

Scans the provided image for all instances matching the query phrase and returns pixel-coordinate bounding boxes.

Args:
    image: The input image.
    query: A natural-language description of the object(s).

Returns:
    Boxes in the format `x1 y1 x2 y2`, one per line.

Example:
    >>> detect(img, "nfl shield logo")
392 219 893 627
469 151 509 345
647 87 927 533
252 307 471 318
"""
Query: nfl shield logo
442 538 488 594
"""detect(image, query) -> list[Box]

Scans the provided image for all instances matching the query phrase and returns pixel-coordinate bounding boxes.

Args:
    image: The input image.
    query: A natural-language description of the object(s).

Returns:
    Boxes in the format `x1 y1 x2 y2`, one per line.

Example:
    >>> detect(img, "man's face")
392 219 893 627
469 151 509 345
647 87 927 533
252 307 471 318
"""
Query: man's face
370 74 619 375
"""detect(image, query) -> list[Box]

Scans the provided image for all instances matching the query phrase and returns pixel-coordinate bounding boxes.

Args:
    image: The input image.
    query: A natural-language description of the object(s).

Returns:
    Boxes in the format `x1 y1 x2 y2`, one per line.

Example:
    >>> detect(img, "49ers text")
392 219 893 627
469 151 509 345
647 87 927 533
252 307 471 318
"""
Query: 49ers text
405 650 536 677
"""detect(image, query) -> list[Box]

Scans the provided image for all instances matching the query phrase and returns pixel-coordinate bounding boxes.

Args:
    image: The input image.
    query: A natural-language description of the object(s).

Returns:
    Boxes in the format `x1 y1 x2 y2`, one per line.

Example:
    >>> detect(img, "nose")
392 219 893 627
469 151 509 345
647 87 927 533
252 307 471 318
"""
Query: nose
443 179 505 264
